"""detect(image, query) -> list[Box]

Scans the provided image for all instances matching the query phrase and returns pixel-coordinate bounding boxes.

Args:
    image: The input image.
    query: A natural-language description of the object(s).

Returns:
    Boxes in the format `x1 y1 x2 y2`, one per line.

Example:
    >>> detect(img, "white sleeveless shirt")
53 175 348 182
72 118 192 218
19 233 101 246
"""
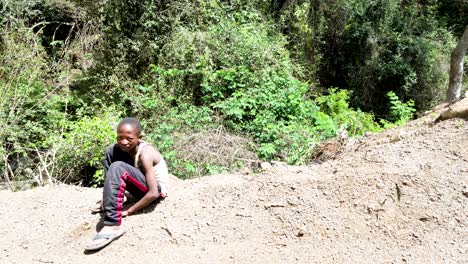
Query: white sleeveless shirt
134 141 170 197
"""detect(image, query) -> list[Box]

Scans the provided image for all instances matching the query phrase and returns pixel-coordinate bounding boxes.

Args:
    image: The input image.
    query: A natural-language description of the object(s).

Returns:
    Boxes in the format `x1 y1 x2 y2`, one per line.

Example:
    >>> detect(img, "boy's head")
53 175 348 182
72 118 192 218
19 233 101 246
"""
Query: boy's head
117 117 142 135
116 117 142 152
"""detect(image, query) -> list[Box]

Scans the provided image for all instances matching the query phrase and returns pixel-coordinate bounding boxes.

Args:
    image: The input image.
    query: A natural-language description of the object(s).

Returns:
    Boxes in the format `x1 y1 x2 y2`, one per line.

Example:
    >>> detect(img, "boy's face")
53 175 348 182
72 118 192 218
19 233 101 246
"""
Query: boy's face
117 124 141 153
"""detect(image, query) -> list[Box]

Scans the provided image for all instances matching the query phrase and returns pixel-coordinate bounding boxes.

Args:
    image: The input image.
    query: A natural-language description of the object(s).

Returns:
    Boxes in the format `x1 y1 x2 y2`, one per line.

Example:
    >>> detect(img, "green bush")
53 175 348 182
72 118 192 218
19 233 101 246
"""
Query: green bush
380 91 416 128
279 0 454 116
45 114 118 185
215 85 381 163
0 21 66 180
313 89 382 138
140 17 383 166
126 87 218 178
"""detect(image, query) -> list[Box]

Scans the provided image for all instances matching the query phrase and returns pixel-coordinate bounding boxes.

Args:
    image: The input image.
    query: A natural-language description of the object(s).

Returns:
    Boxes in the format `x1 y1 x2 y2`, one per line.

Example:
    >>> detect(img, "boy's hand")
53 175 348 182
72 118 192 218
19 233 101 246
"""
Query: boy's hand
122 210 129 217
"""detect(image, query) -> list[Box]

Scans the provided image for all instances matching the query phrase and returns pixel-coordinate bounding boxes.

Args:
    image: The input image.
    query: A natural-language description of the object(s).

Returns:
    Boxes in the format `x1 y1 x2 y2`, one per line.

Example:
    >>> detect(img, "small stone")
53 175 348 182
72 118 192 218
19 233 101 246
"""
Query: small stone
81 222 92 230
260 162 273 171
462 186 468 198
239 167 250 175
296 228 306 237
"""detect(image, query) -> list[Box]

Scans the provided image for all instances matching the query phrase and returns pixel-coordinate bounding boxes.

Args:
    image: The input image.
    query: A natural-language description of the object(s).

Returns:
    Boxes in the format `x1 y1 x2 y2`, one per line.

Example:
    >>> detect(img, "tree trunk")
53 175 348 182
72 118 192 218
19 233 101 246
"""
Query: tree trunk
447 25 468 102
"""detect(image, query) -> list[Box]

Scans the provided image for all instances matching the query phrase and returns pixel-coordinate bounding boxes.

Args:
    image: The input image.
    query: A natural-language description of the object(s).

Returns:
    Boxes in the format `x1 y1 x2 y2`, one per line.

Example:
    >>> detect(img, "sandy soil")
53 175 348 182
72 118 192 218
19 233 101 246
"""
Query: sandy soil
0 114 467 263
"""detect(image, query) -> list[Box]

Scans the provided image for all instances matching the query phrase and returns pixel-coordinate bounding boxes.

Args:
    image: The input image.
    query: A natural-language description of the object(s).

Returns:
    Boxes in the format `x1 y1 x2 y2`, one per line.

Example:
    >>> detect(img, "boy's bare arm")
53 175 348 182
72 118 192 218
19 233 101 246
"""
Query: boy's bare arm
126 148 161 215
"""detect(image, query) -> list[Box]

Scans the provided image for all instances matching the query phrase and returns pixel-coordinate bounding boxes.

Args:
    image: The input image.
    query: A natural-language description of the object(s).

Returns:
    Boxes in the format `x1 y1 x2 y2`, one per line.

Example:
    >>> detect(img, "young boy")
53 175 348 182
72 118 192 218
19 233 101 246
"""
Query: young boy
85 117 169 251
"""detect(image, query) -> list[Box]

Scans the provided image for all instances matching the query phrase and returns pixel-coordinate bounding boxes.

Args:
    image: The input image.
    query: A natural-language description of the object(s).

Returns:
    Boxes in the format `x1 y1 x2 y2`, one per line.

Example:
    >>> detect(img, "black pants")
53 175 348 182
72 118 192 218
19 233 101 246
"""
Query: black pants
102 144 158 226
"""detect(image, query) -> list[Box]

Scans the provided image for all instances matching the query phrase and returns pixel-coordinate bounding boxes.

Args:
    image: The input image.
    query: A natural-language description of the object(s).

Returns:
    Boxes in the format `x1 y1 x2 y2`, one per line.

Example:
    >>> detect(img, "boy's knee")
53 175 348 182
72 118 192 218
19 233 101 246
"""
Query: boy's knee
109 161 126 169
108 161 128 175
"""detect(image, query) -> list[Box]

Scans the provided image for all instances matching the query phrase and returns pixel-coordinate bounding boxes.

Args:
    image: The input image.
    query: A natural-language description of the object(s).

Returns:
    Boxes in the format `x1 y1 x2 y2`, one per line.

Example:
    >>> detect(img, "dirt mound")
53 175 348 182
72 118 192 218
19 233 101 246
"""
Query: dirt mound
1 117 467 263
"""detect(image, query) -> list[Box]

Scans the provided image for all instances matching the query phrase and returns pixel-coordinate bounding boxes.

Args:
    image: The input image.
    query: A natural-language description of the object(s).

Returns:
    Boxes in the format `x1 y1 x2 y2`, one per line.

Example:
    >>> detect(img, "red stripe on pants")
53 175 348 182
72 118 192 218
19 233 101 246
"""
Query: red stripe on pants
116 171 129 225
127 175 148 193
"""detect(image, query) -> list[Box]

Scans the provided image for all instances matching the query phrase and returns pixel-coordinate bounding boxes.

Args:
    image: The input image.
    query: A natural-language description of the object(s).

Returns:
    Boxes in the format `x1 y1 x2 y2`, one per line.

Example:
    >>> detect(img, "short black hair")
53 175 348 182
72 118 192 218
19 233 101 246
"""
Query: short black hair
117 117 142 136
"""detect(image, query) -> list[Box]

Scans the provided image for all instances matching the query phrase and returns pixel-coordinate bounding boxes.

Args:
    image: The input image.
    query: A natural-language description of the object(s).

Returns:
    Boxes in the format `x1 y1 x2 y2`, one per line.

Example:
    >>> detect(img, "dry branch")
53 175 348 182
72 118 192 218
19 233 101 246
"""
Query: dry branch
173 126 259 168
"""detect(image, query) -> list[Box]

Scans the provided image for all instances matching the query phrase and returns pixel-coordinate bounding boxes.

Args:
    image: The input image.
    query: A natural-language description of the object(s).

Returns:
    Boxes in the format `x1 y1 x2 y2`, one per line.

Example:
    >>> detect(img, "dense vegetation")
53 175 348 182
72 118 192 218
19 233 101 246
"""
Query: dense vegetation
0 0 466 187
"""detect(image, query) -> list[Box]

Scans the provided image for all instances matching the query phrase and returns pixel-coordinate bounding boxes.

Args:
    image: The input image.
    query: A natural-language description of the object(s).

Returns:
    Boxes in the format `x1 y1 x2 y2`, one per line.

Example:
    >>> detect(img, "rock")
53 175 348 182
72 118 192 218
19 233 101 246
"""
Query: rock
239 167 251 175
296 228 306 237
271 161 287 168
462 186 468 198
260 162 273 171
435 97 468 123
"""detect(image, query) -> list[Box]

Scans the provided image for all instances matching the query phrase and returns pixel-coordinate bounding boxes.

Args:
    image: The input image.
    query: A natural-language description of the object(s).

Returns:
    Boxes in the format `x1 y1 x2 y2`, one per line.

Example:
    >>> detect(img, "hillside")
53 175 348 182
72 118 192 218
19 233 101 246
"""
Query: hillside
0 114 467 263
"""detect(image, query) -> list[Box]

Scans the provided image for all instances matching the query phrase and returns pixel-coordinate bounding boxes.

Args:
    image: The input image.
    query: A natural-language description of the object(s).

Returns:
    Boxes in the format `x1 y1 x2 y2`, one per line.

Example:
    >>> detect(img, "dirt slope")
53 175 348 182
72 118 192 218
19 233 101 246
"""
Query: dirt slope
1 116 467 264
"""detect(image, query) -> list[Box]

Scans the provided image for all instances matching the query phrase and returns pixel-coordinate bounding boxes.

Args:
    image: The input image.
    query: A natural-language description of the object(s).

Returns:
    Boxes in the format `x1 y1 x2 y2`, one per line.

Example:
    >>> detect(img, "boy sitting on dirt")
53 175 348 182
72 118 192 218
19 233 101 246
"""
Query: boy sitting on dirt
85 117 169 251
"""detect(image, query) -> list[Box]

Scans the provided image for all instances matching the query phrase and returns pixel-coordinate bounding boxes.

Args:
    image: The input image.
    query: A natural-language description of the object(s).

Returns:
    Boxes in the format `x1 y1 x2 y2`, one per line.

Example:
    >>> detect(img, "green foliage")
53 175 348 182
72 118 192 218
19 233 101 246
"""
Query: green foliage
314 89 382 137
46 114 118 185
142 17 326 165
139 25 381 166
215 73 314 162
0 20 65 180
127 87 216 178
435 0 468 37
0 0 463 185
380 91 416 128
214 84 380 163
279 0 455 116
